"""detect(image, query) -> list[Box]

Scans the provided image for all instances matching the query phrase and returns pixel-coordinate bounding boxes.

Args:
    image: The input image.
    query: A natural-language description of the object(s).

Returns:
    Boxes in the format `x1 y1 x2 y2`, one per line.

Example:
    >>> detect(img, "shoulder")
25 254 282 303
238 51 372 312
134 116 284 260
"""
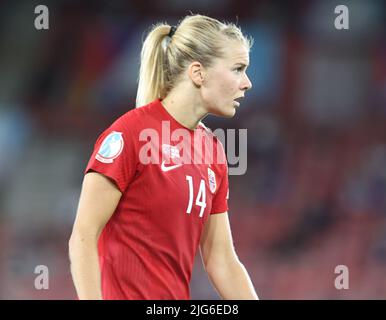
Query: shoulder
198 122 224 148
92 101 159 152
108 100 159 134
197 122 227 165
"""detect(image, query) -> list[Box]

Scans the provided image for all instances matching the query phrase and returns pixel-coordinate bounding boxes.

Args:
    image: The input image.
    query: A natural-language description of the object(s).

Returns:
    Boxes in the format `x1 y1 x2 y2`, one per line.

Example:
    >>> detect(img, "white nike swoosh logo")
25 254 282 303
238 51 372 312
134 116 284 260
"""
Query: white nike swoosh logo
160 161 183 172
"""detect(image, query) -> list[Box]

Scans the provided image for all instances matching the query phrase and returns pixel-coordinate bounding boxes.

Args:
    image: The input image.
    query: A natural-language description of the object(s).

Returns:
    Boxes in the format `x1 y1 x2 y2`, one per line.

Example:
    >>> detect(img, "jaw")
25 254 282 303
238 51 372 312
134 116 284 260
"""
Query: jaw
210 105 236 118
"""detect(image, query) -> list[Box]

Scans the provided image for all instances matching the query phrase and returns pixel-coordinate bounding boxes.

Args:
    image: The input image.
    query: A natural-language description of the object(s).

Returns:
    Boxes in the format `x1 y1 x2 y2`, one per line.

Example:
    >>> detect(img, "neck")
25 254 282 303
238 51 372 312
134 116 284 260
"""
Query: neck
161 87 208 130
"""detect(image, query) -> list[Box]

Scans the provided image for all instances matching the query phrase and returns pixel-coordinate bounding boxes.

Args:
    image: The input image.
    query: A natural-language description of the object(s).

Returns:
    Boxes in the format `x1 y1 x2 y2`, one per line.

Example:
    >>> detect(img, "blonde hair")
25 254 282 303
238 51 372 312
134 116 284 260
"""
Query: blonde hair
136 14 252 107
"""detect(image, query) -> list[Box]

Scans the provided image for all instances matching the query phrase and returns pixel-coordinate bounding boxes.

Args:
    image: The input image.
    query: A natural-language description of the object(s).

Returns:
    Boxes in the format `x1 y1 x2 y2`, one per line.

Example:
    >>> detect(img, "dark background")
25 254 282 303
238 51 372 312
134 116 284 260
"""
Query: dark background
0 0 385 299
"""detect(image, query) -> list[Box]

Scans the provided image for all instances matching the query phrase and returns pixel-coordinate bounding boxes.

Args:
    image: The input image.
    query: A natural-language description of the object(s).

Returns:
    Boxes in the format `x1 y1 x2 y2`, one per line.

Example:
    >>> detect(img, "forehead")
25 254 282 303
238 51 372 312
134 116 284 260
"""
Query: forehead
221 41 250 65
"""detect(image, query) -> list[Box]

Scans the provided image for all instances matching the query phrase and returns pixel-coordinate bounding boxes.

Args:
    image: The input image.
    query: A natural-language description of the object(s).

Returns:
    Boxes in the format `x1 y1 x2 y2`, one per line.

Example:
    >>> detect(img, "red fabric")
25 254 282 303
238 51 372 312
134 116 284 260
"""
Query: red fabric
85 99 228 299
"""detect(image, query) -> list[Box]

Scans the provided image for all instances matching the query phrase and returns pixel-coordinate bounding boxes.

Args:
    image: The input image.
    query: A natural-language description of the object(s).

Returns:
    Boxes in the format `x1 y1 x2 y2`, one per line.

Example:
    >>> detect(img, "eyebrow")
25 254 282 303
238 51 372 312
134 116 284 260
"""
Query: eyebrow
234 63 249 68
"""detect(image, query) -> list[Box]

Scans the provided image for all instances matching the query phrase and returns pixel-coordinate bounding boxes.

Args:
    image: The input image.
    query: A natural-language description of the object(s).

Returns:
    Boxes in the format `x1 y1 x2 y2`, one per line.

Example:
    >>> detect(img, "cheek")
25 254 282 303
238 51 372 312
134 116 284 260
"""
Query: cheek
203 70 236 104
216 74 237 95
225 73 239 92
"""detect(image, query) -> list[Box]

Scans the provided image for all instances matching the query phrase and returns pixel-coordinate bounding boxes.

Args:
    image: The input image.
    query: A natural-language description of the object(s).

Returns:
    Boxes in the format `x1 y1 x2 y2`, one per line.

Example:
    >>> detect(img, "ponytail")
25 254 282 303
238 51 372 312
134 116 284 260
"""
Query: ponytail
136 24 170 107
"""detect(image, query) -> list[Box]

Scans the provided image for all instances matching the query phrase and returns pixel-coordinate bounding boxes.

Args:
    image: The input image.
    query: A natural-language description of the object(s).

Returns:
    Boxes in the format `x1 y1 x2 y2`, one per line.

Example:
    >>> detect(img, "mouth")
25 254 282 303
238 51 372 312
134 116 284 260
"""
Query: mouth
233 96 244 107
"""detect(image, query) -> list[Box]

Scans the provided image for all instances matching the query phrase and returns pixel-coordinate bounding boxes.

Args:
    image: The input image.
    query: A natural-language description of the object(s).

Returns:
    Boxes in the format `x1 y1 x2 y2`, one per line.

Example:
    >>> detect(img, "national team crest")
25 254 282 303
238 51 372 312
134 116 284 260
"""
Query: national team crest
96 131 124 163
208 167 216 194
162 144 180 160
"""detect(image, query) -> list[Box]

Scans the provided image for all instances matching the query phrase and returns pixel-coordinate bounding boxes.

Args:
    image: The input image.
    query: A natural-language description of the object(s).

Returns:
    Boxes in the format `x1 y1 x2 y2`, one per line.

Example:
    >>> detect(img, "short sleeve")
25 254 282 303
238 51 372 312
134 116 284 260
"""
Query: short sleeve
210 139 229 214
84 117 138 193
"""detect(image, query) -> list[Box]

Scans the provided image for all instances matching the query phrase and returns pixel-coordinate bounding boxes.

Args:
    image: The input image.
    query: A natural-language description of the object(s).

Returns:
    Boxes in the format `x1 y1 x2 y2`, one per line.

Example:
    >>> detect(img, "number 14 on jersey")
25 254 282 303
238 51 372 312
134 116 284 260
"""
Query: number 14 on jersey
186 175 207 218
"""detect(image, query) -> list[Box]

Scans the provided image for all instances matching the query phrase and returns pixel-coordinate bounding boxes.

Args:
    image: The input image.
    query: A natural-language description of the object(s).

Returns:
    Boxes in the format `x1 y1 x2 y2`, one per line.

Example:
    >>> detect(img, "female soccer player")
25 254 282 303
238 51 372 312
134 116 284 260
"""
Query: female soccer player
69 14 258 300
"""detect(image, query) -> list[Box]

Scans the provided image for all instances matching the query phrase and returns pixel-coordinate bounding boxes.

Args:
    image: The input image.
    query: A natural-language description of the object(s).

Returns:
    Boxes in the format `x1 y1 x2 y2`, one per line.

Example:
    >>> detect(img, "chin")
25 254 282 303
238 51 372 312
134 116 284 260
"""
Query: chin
210 105 236 118
220 107 237 118
210 110 235 118
224 109 236 118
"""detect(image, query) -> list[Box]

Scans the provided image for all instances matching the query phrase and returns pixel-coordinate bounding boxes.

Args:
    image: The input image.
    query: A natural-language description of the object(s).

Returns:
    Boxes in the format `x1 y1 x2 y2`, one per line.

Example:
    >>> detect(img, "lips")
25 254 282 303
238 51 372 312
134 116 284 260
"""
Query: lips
233 96 244 107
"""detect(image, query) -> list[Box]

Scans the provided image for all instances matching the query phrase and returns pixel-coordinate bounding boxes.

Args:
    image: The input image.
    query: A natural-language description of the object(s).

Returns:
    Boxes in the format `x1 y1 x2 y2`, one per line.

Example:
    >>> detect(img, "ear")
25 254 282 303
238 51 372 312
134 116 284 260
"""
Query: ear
187 61 205 87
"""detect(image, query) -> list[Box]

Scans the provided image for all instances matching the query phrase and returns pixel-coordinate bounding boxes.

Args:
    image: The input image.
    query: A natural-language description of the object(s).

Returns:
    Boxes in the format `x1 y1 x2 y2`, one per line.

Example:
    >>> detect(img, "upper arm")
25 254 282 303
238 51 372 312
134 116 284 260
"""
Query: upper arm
71 172 122 239
200 212 238 272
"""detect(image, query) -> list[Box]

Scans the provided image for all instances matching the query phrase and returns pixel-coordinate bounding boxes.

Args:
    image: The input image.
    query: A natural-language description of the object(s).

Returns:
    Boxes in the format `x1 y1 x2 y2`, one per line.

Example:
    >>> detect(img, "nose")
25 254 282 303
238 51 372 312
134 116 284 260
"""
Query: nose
241 73 252 91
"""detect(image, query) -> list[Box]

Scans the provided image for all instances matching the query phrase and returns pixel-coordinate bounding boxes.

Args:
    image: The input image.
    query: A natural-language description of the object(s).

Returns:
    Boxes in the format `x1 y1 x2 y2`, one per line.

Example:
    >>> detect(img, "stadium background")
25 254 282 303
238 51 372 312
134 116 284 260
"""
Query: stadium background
0 0 385 299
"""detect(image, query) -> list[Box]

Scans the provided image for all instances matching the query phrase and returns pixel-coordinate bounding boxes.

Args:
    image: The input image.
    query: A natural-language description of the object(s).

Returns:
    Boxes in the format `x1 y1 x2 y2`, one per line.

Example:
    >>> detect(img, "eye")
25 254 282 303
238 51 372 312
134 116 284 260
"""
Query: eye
234 67 244 73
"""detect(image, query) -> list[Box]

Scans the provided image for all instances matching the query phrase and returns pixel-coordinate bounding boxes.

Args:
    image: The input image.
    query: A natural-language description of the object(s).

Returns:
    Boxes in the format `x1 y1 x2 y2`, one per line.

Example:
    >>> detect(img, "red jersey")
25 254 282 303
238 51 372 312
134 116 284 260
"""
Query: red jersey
85 99 229 299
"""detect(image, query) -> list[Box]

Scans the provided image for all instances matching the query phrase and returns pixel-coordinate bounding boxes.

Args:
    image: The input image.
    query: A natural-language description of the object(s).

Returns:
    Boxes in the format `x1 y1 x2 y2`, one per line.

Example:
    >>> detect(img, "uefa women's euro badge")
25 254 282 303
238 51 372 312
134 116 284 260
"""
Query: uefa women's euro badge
208 167 216 194
96 131 124 163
